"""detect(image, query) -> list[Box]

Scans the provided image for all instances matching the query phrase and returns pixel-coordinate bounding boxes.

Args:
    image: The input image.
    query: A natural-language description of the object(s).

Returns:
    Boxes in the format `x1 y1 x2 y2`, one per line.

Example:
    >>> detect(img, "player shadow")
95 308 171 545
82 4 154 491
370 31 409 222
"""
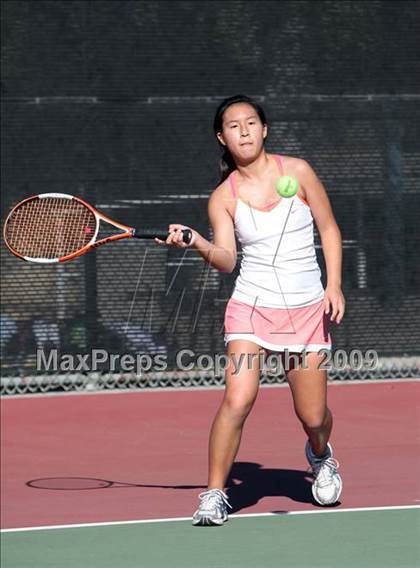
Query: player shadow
225 461 341 512
25 463 341 510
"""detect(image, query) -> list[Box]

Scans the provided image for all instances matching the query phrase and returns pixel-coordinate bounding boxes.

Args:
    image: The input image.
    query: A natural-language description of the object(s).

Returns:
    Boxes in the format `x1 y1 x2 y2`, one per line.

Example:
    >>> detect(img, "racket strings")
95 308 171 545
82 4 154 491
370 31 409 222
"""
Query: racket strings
5 197 97 259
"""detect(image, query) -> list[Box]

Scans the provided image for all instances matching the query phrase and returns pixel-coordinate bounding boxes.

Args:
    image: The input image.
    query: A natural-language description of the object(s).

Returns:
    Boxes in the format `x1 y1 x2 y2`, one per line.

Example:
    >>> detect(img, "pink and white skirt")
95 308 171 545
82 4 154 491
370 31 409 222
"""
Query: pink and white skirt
224 297 331 352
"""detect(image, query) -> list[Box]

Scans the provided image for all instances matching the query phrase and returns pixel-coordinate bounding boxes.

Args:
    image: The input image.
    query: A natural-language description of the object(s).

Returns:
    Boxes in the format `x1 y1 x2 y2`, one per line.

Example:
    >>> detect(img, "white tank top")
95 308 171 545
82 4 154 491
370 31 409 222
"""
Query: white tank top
229 155 325 309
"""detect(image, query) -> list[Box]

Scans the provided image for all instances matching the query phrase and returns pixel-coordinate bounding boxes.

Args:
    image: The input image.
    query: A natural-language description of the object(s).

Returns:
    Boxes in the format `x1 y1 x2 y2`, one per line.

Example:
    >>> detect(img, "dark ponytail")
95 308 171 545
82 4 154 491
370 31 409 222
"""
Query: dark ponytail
213 94 268 183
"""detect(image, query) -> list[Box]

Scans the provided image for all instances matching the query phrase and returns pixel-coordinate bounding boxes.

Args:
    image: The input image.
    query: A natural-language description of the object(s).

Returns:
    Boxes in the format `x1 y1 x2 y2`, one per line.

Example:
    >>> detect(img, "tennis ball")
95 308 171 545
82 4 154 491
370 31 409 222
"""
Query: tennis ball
276 176 299 198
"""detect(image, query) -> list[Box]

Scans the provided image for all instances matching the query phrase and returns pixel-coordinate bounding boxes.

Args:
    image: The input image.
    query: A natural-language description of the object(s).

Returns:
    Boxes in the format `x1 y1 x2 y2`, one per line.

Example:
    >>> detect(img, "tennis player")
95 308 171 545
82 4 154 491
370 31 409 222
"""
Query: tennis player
156 94 345 526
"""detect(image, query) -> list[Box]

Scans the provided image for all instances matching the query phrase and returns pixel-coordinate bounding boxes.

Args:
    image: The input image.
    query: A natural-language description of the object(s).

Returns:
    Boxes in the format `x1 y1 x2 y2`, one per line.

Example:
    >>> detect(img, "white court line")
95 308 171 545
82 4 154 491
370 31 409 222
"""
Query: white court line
2 505 419 533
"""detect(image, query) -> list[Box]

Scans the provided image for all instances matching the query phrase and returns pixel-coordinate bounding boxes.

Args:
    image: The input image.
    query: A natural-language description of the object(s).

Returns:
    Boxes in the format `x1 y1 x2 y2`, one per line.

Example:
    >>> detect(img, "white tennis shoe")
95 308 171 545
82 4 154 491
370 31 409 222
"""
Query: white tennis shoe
192 488 232 526
305 440 343 505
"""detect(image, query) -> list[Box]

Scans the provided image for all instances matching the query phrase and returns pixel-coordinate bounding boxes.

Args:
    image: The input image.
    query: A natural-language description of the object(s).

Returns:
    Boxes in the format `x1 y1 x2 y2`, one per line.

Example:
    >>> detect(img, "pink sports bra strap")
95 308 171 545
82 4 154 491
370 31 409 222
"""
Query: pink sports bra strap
229 171 237 198
274 154 284 175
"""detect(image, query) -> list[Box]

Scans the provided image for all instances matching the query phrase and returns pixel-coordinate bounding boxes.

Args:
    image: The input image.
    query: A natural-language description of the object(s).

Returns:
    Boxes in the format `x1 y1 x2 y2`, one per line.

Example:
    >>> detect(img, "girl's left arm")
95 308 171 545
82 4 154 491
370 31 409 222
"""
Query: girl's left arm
296 160 345 324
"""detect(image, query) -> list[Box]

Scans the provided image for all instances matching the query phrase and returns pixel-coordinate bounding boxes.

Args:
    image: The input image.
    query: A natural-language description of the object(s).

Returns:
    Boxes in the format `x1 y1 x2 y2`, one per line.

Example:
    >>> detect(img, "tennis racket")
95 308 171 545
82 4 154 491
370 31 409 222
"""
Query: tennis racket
3 192 192 263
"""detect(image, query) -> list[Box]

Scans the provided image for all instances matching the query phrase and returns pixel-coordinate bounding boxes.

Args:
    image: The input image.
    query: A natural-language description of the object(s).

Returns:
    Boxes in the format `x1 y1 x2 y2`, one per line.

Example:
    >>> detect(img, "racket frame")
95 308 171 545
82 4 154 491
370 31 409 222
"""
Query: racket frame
4 193 147 263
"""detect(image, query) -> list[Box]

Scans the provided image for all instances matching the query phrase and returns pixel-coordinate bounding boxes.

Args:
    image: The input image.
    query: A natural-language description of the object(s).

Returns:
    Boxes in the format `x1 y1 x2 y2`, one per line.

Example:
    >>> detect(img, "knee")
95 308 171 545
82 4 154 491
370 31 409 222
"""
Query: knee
223 395 255 422
297 410 326 431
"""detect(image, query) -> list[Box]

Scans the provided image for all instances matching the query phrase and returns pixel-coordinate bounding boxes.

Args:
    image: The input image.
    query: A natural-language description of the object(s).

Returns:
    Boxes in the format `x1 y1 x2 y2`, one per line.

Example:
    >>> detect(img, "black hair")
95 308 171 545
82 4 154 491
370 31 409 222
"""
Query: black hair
213 94 268 183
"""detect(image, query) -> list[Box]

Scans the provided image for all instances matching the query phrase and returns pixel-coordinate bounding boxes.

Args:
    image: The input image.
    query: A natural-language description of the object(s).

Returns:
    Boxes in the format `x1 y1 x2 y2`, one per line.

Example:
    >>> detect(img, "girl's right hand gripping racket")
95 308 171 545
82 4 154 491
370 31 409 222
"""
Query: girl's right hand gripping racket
3 193 192 263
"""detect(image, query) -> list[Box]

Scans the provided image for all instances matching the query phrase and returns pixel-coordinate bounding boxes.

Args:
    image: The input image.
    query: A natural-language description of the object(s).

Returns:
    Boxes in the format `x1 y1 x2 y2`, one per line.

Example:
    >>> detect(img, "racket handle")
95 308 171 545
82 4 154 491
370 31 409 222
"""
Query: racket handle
132 228 192 244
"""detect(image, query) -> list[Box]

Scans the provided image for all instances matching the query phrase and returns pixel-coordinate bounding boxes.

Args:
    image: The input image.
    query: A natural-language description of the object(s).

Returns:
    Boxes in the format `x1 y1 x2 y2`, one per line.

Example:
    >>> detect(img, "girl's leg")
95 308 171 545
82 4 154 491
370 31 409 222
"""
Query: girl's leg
207 339 265 489
285 351 332 456
285 350 342 505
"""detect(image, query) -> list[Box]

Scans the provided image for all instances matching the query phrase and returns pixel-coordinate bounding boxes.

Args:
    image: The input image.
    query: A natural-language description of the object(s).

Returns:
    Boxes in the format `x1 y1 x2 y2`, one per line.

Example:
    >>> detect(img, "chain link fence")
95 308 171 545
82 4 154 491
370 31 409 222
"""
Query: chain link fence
2 2 419 393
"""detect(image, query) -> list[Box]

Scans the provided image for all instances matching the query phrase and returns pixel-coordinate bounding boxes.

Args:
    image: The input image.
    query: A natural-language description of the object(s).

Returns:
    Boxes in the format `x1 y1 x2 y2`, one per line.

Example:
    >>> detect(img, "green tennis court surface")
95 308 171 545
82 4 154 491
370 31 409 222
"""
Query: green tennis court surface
2 508 419 568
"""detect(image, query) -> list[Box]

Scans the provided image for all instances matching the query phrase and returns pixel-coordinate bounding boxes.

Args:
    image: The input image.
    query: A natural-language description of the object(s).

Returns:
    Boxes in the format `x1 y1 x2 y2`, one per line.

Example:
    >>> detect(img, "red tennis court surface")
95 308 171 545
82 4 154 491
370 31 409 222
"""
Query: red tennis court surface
1 380 419 529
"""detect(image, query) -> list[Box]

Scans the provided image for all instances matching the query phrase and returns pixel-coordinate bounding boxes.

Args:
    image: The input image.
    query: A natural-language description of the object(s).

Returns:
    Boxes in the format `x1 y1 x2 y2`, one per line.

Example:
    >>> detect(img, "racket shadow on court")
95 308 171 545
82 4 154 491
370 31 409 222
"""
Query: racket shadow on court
225 462 341 511
26 477 206 491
